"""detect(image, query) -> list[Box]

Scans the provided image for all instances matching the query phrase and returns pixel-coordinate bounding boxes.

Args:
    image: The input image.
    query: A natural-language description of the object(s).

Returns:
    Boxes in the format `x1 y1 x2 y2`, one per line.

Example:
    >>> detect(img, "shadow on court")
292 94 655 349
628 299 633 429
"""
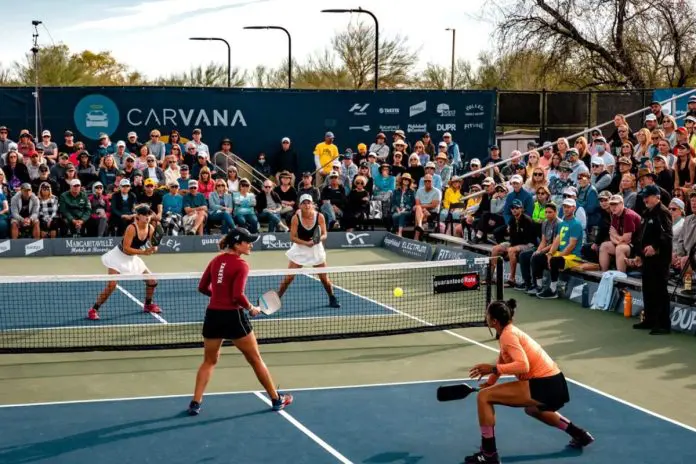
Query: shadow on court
1 381 694 464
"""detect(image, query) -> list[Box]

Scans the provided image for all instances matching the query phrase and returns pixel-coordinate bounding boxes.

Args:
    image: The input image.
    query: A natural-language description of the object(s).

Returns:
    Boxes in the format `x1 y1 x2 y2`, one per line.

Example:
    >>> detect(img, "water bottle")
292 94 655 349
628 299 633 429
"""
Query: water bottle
623 290 632 318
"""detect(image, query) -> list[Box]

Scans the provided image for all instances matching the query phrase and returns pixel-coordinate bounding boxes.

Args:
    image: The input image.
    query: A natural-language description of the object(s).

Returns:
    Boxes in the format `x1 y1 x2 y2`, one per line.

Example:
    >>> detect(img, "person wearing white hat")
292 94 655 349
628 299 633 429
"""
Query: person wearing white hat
419 161 443 190
668 197 685 271
277 193 340 308
531 197 584 299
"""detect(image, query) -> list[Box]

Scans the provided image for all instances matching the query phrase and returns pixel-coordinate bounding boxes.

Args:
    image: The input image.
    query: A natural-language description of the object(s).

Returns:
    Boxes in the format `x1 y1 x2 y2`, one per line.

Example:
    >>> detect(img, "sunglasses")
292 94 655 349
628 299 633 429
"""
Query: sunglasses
263 185 273 188
533 173 543 177
355 182 364 185
669 207 679 211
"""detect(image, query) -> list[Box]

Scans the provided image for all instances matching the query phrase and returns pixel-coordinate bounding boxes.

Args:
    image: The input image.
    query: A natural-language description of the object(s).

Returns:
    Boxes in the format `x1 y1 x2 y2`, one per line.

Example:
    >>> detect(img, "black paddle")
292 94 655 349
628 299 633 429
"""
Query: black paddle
437 383 480 402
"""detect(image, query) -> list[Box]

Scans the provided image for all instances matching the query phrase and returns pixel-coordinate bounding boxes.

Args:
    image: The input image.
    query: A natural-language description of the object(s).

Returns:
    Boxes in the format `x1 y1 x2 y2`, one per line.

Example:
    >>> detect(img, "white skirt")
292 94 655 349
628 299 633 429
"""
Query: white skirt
286 242 327 267
101 246 149 275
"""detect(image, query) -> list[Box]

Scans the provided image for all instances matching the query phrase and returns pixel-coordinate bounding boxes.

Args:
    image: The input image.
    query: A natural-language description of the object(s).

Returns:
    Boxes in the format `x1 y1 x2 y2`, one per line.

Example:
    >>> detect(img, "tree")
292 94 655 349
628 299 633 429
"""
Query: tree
493 0 696 89
154 63 247 87
417 59 475 89
331 20 419 89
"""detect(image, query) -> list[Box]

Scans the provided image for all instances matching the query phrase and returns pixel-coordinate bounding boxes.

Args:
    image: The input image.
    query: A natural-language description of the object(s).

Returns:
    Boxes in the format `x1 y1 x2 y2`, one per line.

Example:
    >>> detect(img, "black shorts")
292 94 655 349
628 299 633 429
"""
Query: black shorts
529 372 570 412
202 308 253 340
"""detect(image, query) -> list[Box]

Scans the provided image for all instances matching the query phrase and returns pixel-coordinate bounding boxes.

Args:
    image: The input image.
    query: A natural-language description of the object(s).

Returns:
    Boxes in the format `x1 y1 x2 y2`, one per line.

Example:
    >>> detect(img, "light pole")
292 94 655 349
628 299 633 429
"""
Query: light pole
321 7 379 90
189 37 231 87
244 26 292 89
446 28 455 89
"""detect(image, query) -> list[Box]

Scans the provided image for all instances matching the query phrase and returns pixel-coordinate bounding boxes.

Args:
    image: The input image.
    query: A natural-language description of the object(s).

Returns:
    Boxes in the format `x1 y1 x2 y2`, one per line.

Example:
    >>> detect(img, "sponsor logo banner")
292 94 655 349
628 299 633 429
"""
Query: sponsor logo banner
53 237 117 256
194 235 224 253
0 240 11 254
349 103 370 115
349 125 371 132
407 123 427 133
258 233 293 250
379 107 400 115
436 123 457 132
378 125 400 132
433 273 480 294
330 231 386 249
409 101 427 117
670 305 696 335
382 233 432 261
156 236 188 253
436 103 456 117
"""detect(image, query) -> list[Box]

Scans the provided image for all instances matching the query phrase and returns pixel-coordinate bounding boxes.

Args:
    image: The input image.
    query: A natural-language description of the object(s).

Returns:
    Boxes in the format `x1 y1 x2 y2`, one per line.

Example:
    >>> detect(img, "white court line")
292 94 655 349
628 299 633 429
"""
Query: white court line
116 284 167 324
325 282 696 435
252 391 353 464
0 377 482 408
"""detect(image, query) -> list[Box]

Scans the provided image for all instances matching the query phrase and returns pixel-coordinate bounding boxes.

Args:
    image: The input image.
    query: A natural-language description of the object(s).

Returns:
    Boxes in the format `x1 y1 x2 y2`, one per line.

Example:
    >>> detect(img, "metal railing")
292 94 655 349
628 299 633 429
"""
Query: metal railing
212 151 269 193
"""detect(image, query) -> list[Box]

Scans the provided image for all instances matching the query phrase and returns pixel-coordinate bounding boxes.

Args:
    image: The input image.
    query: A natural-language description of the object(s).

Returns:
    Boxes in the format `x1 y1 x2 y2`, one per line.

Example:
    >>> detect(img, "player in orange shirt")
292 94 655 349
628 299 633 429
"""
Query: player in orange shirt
464 299 594 464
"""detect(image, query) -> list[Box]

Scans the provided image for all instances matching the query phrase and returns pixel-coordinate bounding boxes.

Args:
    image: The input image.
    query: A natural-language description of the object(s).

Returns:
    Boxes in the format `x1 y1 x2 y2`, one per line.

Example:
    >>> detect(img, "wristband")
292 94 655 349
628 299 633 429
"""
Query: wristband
492 366 499 376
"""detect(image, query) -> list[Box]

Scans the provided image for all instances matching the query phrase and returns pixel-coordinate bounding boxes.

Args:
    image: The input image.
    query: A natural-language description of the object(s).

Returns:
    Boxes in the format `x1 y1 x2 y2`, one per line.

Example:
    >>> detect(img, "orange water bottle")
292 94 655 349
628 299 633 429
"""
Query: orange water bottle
623 290 632 318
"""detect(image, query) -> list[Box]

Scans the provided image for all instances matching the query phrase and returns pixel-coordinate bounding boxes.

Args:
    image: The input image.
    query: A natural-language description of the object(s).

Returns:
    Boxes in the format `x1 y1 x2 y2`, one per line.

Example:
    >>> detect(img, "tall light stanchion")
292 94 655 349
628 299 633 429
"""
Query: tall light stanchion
243 26 292 89
31 20 42 138
446 28 455 89
189 37 231 87
321 7 379 89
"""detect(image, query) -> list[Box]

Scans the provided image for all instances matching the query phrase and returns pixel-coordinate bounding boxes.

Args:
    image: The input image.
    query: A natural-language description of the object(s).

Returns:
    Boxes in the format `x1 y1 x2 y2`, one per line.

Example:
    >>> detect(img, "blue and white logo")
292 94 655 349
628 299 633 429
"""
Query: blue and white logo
74 94 120 140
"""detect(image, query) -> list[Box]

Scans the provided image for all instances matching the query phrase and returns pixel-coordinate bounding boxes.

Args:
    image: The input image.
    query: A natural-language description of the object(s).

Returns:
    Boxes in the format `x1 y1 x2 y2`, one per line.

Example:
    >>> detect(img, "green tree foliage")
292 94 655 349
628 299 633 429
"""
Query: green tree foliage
154 63 247 88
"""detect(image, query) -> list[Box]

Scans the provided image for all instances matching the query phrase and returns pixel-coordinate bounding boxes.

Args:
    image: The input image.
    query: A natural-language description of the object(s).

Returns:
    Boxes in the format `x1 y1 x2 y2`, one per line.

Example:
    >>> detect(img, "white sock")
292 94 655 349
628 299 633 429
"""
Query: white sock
550 281 557 292
536 279 542 288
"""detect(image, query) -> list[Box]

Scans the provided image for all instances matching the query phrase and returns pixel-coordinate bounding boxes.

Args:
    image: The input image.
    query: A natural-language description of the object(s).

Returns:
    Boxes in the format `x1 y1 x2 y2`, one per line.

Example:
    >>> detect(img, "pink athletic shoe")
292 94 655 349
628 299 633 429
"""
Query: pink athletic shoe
144 303 161 314
87 308 100 320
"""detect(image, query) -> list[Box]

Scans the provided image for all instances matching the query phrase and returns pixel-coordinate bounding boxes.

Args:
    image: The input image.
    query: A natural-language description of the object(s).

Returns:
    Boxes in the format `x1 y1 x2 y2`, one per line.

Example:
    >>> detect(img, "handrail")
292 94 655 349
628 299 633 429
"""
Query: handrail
212 151 267 193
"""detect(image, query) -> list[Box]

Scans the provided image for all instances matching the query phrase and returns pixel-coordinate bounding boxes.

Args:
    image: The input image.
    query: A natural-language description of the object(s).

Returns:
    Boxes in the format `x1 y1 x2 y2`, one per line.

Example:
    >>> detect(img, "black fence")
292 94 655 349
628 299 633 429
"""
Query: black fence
497 89 655 145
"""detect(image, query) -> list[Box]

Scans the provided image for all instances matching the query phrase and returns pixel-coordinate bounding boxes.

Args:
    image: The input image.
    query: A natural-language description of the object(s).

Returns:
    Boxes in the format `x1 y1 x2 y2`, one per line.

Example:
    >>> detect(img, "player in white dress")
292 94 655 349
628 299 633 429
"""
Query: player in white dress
277 194 340 308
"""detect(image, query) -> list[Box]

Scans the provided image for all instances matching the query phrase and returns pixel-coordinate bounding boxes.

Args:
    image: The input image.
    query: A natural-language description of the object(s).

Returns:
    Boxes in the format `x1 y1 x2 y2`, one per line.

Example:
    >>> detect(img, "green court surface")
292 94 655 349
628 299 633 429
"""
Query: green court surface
1 248 695 463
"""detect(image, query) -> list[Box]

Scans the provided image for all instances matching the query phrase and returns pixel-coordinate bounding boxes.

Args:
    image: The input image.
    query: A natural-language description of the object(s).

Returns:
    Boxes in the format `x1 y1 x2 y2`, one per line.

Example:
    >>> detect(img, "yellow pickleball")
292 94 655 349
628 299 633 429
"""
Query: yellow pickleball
393 287 404 297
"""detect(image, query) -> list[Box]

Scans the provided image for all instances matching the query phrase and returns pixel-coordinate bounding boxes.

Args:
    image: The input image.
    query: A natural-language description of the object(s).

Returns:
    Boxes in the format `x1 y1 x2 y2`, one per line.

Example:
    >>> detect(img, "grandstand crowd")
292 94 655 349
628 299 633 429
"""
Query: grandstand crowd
1 98 696 295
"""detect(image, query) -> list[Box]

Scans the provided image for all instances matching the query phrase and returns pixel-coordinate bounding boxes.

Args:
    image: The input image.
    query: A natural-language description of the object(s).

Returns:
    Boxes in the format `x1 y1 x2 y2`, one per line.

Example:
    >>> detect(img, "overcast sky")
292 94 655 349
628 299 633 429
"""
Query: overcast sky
0 0 495 80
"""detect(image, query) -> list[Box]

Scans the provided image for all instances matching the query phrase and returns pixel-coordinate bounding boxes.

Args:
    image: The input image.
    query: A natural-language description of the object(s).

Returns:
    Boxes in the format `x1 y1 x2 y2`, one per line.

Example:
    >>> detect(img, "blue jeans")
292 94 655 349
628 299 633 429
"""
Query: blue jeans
0 214 8 239
258 211 281 232
320 202 341 227
209 210 235 233
439 208 462 222
234 213 258 233
392 211 411 228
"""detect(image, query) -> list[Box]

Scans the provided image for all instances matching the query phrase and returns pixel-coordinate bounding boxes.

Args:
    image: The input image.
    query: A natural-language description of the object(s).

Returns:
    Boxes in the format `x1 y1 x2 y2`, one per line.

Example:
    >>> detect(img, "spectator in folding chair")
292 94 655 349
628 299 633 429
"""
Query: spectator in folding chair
182 180 209 235
521 202 560 293
273 171 297 226
58 179 91 237
579 190 613 269
390 173 416 237
162 181 184 235
10 183 40 238
208 178 236 234
531 198 584 299
297 172 320 205
355 162 374 194
110 178 137 235
256 179 287 233
232 178 258 233
320 171 347 230
490 199 538 288
343 175 370 232
474 183 507 244
413 174 442 241
87 182 110 237
439 176 464 233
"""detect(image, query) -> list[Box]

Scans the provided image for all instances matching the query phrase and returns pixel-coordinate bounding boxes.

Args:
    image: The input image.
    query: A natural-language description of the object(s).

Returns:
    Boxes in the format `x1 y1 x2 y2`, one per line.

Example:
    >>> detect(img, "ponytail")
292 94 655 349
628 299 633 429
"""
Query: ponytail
219 236 229 250
487 298 517 327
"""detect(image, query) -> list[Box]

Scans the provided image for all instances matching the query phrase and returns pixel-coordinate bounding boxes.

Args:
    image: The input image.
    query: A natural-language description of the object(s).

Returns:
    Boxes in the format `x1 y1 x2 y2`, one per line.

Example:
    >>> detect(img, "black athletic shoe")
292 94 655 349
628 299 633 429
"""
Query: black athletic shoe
568 429 595 449
187 400 201 416
537 288 558 299
329 295 341 308
633 322 652 330
463 451 501 463
649 328 671 335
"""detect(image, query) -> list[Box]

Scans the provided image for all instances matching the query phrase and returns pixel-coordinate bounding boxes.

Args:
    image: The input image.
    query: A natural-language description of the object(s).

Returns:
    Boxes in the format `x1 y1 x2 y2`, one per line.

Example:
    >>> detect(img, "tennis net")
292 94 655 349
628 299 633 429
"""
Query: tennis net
0 258 503 353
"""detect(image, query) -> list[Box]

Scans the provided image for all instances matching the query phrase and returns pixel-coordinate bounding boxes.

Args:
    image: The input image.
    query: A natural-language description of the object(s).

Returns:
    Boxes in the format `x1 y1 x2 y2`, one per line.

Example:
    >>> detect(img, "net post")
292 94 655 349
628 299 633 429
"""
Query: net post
485 257 493 307
496 256 504 301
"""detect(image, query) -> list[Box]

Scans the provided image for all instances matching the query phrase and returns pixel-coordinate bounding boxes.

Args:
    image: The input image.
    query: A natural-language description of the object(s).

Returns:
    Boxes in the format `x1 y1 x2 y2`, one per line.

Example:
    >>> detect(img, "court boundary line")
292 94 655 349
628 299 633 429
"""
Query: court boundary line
252 391 353 464
0 377 483 409
116 285 168 324
322 285 696 435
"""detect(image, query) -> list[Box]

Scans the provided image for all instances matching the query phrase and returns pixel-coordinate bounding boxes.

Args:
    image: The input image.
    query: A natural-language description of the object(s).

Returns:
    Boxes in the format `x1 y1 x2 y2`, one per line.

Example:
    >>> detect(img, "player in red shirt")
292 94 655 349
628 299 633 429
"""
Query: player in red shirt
465 299 594 463
187 227 293 415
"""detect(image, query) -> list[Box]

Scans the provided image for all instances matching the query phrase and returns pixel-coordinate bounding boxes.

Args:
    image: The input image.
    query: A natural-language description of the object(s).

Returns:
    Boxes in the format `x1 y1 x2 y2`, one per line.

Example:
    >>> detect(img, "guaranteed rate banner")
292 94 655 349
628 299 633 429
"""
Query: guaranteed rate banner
0 87 496 173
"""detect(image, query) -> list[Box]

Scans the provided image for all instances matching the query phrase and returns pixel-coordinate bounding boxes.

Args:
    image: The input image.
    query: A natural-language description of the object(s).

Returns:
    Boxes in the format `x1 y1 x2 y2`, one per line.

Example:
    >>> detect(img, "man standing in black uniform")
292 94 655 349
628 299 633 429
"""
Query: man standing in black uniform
631 184 673 335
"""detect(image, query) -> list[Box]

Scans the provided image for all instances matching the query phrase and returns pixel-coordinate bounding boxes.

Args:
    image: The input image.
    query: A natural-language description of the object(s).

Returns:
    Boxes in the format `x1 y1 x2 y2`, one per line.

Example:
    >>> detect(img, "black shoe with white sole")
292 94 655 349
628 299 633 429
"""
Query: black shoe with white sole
537 288 558 299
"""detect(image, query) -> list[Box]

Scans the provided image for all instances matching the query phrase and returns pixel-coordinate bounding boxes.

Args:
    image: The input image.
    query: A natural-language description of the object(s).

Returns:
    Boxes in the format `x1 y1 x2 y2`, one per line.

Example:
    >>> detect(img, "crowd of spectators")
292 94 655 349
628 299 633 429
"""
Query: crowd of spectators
2 98 696 296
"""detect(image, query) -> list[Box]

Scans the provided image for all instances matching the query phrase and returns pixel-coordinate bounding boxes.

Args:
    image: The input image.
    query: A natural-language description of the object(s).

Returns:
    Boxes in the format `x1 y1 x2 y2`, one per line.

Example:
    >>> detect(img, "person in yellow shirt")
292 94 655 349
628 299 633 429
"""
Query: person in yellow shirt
439 176 465 233
314 132 339 188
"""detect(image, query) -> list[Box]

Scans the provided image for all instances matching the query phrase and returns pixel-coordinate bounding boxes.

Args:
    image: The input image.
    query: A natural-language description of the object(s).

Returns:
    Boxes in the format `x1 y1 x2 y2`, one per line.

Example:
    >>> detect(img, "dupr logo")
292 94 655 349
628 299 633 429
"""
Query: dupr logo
349 103 370 116
671 306 696 333
436 123 456 132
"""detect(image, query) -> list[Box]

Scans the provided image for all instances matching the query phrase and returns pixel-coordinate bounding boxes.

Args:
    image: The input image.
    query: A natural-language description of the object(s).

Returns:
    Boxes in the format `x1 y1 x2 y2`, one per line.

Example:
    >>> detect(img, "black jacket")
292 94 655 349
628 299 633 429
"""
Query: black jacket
632 185 671 217
509 213 538 246
638 203 672 261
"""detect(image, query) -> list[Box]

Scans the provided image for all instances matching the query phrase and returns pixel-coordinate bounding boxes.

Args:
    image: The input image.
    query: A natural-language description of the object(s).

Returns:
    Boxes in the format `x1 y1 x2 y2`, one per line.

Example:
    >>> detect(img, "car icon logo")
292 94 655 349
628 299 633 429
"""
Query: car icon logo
85 110 109 128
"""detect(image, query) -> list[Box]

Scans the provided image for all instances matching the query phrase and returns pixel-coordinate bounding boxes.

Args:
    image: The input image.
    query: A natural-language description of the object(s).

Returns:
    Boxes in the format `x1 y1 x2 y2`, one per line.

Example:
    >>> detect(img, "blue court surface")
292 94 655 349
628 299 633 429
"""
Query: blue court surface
3 275 390 330
1 379 695 464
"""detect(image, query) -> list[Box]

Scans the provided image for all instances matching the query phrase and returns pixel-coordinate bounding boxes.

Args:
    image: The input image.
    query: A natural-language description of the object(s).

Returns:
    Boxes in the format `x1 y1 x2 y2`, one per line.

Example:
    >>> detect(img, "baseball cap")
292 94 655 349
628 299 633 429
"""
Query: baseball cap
559 161 573 171
281 137 290 143
562 198 576 208
594 136 607 143
299 194 314 204
511 199 523 208
69 179 81 187
670 198 685 211
609 194 624 204
302 171 312 177
120 179 131 187
20 183 32 190
618 156 632 165
562 186 577 197
469 158 481 166
144 178 157 186
42 130 51 137
640 184 661 197
325 131 334 138
135 204 152 215
188 180 199 187
598 190 612 200
645 113 657 121
425 161 436 169
591 157 605 166
127 131 137 138
510 174 523 184
225 227 259 246
482 177 495 186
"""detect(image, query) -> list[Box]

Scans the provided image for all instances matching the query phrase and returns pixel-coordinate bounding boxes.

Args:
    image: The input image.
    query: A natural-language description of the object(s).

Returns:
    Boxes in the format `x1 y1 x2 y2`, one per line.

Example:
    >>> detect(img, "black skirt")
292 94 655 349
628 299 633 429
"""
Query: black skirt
529 372 570 412
202 308 253 340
